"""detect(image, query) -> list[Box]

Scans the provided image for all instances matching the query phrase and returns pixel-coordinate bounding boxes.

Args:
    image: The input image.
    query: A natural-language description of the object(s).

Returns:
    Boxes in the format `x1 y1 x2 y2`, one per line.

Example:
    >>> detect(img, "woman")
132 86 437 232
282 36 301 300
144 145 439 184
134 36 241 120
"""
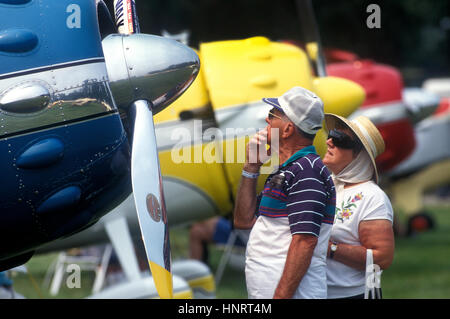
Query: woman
322 114 395 299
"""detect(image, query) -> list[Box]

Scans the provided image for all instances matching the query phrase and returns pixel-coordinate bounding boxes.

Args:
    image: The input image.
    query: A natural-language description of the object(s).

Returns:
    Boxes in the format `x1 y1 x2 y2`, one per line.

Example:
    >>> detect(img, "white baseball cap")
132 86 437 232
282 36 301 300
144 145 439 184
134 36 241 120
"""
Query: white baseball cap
262 86 324 135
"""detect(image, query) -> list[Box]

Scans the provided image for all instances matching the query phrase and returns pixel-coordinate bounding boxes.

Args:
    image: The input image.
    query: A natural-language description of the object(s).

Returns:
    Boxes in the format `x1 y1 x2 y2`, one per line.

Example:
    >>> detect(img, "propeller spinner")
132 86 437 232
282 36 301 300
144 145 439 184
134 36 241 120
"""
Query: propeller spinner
102 8 200 297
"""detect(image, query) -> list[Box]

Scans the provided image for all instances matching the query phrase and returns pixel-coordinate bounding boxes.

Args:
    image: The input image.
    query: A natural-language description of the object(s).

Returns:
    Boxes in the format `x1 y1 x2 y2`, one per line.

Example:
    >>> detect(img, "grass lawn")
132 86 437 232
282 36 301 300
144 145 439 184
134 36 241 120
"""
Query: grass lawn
382 205 450 298
8 204 450 299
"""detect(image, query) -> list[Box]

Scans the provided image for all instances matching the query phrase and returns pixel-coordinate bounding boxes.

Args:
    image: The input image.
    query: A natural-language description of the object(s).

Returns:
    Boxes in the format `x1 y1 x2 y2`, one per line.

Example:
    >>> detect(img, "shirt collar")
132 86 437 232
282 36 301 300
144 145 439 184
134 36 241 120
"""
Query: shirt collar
281 145 317 168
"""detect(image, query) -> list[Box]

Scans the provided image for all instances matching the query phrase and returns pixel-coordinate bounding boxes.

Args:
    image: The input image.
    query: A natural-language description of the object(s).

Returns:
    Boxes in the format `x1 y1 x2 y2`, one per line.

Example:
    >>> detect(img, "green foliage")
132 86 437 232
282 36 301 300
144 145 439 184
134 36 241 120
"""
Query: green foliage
104 0 450 84
316 0 449 75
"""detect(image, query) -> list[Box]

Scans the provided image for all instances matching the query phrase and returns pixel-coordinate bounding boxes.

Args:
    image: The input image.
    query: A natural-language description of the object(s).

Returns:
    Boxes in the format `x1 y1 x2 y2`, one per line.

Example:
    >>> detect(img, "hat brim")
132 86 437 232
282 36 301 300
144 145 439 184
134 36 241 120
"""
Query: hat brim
324 113 379 184
262 98 284 113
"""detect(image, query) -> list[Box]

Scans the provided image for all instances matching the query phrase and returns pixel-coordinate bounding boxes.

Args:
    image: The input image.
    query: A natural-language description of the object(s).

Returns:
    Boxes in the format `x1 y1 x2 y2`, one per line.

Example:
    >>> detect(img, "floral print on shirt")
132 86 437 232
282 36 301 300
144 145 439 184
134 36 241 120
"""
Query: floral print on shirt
335 192 364 223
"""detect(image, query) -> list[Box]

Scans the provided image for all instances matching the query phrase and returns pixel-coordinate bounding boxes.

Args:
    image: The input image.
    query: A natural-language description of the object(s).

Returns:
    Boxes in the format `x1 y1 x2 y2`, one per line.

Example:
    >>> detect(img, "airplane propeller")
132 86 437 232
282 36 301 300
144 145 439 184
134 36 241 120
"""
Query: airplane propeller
129 100 172 298
295 0 327 77
100 0 200 298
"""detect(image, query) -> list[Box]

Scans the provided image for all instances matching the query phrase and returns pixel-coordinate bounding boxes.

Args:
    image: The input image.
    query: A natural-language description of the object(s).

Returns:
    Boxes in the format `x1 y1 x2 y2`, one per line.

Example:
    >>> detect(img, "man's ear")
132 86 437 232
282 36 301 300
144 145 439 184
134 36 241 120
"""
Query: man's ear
282 122 295 138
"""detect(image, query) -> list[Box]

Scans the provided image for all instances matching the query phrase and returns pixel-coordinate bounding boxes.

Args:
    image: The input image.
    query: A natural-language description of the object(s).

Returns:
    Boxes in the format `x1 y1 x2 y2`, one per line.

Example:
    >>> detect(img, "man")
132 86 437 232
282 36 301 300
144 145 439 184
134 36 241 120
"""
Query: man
234 86 336 299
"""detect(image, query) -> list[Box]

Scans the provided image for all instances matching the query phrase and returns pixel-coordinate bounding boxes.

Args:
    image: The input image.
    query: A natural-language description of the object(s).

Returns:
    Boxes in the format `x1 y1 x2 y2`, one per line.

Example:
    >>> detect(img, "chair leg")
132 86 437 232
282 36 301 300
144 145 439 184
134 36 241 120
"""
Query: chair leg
214 231 238 286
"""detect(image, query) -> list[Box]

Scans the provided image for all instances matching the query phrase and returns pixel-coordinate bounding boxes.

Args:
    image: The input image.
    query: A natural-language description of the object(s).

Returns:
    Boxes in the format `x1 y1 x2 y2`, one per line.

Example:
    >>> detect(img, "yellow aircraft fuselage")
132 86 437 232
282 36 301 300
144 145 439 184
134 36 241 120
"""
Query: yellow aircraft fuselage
153 37 365 222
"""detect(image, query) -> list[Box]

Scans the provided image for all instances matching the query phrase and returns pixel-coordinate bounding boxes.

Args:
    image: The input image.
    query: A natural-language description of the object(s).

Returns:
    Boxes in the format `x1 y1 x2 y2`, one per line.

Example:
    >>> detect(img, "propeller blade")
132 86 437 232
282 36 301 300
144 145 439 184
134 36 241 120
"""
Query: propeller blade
114 0 172 298
102 33 199 299
130 100 172 299
109 0 199 299
113 0 140 34
295 0 327 77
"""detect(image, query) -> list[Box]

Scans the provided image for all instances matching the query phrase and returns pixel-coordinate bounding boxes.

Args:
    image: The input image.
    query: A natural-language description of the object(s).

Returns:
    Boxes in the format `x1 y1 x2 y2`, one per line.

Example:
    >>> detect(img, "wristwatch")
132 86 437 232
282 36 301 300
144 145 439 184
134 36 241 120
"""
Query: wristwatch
329 242 338 259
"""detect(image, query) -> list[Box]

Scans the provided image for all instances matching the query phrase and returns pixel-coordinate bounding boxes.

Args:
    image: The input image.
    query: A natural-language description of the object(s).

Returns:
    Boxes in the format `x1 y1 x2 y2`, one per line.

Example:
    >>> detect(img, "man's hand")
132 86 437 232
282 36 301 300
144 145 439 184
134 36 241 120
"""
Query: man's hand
234 129 271 230
246 128 271 171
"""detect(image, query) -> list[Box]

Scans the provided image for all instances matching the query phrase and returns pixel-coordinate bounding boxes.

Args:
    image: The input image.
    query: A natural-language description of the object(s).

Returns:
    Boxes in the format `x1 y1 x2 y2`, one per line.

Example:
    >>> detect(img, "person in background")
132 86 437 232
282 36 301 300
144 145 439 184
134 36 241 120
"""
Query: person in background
0 271 25 299
322 113 395 299
189 216 246 265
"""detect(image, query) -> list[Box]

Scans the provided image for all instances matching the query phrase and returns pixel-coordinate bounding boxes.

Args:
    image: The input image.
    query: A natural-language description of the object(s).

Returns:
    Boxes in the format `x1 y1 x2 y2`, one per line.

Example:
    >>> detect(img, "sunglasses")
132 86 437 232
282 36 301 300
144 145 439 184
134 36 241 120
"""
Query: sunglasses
328 129 362 152
268 108 284 120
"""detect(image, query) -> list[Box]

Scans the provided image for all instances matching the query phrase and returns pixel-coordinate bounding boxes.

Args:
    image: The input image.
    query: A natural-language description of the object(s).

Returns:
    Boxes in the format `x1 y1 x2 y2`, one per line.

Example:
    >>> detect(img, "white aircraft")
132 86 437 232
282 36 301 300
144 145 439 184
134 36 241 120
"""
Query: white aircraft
387 78 450 234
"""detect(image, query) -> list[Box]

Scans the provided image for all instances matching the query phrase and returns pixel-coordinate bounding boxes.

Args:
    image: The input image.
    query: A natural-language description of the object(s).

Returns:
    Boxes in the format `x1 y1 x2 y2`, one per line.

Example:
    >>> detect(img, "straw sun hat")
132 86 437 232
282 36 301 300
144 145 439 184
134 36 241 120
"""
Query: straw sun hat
324 113 385 183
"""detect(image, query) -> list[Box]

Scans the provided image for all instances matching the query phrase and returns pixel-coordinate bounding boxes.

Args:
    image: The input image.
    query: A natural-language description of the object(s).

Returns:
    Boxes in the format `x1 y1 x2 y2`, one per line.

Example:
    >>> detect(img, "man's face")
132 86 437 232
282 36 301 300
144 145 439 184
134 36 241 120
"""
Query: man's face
265 107 286 144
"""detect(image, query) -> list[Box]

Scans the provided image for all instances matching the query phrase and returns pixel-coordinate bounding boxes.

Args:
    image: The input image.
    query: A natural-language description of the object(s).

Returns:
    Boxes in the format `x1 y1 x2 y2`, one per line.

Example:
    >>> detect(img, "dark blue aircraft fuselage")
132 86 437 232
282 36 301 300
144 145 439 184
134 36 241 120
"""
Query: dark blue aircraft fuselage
0 0 131 266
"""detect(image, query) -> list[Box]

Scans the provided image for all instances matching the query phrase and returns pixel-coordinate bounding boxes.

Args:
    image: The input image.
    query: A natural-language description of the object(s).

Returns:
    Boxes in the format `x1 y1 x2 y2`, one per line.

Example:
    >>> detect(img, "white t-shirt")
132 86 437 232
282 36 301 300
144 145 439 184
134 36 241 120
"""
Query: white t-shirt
246 216 332 299
326 181 393 299
245 150 336 299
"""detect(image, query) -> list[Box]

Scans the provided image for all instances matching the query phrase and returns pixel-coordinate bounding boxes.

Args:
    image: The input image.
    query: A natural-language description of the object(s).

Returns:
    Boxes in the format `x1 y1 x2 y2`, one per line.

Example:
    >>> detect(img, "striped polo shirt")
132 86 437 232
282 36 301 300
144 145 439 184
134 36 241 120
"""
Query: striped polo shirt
257 145 336 236
245 145 336 298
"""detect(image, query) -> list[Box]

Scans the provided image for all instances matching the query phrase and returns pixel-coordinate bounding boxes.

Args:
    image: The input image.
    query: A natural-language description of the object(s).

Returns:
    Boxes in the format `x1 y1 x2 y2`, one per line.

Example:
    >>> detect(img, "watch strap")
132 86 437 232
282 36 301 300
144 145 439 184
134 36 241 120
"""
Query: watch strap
242 169 260 179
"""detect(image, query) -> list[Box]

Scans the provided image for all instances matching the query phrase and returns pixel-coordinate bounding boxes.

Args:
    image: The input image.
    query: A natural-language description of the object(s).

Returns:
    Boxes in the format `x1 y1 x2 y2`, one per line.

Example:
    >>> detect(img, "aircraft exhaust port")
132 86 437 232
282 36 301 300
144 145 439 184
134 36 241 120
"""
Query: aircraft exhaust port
0 28 38 54
36 186 82 215
16 137 64 169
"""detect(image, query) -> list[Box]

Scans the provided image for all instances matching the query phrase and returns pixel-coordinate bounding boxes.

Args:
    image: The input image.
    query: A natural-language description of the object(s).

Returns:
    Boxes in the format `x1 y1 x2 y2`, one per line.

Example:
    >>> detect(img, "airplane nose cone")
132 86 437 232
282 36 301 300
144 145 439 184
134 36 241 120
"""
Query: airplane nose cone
102 33 200 114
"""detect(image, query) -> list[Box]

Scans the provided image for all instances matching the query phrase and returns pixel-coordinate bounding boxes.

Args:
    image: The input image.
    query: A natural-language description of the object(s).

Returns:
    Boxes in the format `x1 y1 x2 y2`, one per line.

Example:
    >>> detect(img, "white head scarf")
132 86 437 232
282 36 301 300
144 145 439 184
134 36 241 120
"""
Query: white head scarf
332 149 374 208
